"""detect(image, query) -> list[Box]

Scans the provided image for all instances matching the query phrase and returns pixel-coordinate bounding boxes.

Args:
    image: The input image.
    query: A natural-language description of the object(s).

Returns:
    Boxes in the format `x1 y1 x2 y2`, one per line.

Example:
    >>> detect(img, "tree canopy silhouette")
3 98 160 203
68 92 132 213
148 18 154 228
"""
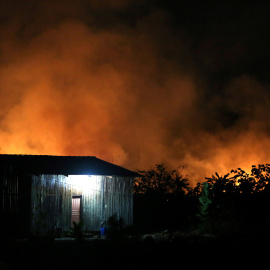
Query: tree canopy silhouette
133 164 198 232
134 163 190 195
133 163 270 236
198 164 270 236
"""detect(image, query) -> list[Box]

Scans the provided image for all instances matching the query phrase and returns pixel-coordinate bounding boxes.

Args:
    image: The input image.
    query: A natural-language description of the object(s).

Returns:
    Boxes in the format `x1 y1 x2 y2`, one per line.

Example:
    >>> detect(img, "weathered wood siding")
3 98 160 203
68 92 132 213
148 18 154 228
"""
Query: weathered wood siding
31 175 133 232
103 176 133 227
0 164 31 237
31 175 70 232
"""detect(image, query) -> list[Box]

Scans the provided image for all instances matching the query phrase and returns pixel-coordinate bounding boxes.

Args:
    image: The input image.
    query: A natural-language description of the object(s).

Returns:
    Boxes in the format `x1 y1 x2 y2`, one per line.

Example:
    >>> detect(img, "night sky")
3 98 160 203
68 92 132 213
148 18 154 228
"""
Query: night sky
1 0 270 184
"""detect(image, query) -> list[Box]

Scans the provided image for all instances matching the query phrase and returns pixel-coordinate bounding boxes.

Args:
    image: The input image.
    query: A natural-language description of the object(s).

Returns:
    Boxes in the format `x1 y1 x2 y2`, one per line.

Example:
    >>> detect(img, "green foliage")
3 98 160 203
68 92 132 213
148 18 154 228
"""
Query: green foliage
69 220 85 240
197 182 220 234
198 182 212 218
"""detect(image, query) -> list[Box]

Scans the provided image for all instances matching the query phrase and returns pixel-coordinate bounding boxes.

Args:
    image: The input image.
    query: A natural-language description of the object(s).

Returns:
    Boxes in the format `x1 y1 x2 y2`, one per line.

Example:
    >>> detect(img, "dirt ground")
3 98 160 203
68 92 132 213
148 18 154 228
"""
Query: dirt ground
0 232 269 270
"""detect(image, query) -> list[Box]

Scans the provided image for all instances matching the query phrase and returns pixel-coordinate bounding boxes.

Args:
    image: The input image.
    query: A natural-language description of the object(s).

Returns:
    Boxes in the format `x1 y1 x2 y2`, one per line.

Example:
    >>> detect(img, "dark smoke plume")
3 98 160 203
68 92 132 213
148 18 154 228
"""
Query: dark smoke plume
1 1 270 184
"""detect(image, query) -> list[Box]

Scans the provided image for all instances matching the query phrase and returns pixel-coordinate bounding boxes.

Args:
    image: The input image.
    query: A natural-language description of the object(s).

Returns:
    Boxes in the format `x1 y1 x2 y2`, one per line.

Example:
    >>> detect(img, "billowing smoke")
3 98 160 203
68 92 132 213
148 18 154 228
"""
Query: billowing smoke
1 1 270 184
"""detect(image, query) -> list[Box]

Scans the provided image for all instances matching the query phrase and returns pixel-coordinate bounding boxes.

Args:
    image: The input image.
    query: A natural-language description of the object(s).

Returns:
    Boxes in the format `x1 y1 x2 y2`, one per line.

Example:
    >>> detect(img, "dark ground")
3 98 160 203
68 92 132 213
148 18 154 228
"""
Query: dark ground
0 233 269 270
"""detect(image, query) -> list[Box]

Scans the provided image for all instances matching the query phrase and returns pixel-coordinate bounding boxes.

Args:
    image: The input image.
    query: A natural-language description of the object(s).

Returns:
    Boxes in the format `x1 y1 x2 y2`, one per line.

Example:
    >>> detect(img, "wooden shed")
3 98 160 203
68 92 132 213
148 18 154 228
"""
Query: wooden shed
0 154 139 237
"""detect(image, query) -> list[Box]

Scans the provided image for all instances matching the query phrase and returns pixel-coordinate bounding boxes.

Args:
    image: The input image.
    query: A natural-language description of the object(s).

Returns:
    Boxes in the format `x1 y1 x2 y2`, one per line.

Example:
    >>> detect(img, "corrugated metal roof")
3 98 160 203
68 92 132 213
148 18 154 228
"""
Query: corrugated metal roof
0 154 140 177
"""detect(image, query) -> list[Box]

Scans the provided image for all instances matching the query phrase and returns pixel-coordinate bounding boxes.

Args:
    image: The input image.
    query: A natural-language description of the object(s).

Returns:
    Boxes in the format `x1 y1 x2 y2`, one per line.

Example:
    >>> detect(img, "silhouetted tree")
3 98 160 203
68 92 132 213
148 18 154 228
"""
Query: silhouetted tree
134 163 270 235
199 164 270 236
133 164 198 232
251 164 270 192
134 164 190 195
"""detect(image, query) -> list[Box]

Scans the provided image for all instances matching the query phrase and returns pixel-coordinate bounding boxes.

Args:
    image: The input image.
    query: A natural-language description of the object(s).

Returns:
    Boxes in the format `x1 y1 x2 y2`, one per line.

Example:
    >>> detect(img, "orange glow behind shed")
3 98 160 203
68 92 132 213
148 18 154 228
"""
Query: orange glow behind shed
1 2 270 185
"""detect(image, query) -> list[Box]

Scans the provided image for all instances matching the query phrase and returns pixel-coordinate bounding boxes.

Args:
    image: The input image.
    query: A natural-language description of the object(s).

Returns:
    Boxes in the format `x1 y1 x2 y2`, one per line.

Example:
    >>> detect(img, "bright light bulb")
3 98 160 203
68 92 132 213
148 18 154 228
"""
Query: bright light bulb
68 175 100 195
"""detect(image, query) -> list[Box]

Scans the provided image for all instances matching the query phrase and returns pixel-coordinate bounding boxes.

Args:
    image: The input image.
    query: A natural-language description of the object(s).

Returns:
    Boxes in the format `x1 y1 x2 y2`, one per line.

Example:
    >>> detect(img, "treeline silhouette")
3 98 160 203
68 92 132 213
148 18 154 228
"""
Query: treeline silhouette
133 164 270 236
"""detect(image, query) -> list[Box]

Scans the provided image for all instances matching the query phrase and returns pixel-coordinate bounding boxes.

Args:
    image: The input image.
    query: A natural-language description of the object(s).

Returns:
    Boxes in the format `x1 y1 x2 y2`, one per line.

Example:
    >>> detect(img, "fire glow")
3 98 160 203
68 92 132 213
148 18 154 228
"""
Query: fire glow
1 1 270 185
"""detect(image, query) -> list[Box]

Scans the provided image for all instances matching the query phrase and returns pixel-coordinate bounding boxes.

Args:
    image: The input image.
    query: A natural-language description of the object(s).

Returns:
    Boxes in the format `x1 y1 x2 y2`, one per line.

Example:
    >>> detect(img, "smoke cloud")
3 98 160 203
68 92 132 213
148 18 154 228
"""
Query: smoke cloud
1 1 270 184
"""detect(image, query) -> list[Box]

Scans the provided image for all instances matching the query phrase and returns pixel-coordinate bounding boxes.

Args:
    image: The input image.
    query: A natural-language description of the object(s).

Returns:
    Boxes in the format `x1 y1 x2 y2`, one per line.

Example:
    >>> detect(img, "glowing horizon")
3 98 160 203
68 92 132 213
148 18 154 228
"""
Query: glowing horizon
1 1 270 185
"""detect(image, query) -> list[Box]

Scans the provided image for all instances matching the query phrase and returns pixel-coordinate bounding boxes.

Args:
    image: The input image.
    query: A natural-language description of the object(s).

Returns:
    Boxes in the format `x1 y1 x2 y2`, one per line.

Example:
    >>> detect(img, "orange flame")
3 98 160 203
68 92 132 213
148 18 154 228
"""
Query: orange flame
1 3 270 186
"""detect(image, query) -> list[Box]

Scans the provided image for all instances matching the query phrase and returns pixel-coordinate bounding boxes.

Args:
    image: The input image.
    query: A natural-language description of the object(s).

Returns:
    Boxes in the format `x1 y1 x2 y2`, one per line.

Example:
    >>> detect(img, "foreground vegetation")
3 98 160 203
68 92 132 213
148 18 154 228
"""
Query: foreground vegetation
134 163 270 237
1 163 270 269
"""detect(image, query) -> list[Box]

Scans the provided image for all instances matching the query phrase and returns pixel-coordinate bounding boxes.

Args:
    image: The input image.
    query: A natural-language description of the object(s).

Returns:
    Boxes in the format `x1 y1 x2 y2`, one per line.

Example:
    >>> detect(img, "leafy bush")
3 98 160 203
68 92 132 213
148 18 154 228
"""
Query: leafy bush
106 213 125 239
69 220 85 240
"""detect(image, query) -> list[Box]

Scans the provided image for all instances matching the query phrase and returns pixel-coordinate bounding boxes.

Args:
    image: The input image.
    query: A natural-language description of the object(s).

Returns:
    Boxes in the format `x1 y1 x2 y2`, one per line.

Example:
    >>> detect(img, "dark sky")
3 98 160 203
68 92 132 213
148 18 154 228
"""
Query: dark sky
1 0 270 184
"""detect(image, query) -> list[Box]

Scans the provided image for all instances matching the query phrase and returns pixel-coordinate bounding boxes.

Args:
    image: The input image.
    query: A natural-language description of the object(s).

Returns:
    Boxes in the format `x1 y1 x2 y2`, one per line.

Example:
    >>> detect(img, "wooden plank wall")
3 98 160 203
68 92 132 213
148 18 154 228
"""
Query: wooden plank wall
31 175 133 232
31 175 71 232
0 163 31 237
0 163 19 215
103 176 133 228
